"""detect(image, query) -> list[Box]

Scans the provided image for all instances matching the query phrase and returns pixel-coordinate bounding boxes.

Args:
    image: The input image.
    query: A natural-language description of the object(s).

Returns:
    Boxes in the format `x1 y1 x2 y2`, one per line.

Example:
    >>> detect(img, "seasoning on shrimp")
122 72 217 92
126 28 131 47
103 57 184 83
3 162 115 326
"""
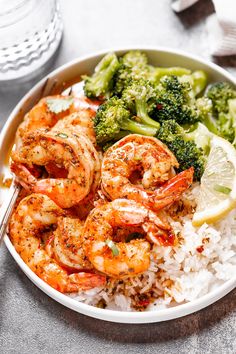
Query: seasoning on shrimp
52 217 93 270
9 194 106 293
15 95 99 149
52 110 96 145
11 129 100 208
83 199 175 278
101 134 194 211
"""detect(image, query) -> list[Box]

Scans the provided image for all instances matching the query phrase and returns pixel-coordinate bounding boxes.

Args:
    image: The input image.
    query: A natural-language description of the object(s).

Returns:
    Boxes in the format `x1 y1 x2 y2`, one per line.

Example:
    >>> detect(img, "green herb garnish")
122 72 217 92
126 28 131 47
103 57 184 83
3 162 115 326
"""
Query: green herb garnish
214 184 232 195
105 239 119 256
56 132 68 139
46 97 73 114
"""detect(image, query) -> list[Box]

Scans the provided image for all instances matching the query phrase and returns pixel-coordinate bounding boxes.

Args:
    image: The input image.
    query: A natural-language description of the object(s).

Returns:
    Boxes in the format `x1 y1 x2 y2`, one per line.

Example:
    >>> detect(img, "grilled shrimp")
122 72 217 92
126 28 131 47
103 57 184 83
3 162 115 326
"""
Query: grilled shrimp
16 95 75 148
52 110 96 144
9 194 105 293
83 199 175 278
15 94 100 148
11 129 100 208
52 217 92 271
102 135 194 212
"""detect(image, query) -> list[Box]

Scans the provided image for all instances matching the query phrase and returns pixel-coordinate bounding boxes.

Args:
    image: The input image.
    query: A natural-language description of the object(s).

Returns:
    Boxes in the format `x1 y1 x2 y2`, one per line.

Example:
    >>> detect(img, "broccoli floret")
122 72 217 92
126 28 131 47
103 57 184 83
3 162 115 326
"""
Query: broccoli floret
179 70 208 97
121 50 148 68
199 82 236 144
112 51 149 96
148 66 191 84
207 82 236 115
218 98 236 144
94 97 158 145
156 120 211 180
208 83 236 143
229 100 236 145
113 50 192 96
122 79 160 128
196 97 220 136
83 52 120 98
155 76 200 125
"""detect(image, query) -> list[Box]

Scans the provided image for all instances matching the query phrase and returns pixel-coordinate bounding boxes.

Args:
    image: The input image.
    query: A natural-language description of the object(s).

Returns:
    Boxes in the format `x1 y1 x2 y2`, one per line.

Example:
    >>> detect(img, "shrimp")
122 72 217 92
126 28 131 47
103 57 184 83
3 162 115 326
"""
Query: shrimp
16 95 75 148
15 94 100 148
52 110 96 144
101 134 194 212
9 194 105 293
83 199 175 278
52 217 93 271
11 129 100 208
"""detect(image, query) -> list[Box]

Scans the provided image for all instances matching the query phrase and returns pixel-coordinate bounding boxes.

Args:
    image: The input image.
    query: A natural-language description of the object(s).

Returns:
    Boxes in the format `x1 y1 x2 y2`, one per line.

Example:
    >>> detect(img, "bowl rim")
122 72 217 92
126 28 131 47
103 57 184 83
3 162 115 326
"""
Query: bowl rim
1 46 236 324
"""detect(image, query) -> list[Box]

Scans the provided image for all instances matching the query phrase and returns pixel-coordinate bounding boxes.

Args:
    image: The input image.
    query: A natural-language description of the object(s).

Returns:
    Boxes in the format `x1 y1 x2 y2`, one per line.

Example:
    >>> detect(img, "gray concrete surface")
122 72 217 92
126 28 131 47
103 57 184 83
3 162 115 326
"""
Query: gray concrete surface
0 0 236 353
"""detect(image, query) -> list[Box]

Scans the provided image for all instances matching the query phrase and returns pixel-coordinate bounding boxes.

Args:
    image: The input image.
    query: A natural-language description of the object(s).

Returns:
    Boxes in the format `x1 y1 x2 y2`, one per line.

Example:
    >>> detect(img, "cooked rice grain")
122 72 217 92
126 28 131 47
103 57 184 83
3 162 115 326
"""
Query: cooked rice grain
70 184 236 311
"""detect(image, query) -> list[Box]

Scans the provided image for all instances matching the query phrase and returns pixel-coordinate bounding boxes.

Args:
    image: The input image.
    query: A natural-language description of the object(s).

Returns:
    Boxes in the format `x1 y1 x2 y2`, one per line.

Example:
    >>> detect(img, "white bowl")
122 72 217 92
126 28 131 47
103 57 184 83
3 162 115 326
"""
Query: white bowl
1 47 236 324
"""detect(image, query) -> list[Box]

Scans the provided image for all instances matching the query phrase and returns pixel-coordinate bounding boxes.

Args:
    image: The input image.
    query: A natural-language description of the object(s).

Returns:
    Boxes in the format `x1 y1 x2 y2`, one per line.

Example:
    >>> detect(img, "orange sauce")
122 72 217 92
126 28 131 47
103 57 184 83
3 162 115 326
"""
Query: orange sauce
49 75 83 95
0 75 99 190
0 175 12 189
4 140 14 167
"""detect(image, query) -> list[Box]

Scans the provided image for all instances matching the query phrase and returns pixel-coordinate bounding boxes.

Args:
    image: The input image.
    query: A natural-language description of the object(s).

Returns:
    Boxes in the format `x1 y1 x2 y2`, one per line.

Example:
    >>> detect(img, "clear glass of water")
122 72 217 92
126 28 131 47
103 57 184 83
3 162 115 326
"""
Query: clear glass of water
0 0 63 82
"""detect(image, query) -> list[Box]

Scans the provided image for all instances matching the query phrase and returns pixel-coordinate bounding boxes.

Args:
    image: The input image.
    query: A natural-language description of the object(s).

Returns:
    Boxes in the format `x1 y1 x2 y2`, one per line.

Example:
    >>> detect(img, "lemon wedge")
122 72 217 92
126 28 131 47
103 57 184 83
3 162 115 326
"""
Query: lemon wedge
192 135 236 226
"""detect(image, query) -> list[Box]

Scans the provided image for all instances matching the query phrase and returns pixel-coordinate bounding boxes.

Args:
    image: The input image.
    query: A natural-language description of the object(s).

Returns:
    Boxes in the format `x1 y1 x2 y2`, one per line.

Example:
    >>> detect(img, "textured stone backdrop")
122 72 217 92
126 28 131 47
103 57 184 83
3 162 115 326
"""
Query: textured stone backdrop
0 1 235 353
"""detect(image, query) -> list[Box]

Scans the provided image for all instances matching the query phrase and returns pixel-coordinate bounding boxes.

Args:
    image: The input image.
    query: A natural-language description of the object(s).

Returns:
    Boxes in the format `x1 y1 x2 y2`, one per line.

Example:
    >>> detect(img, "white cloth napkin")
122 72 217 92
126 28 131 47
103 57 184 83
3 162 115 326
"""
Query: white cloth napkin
172 0 236 56
172 0 199 12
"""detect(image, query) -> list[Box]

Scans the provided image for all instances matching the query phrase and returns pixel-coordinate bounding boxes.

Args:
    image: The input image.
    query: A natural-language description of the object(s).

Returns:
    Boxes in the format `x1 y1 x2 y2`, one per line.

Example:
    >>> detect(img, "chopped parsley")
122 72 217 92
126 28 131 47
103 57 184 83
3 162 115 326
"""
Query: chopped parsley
214 184 232 195
56 132 68 139
105 239 119 256
46 97 73 114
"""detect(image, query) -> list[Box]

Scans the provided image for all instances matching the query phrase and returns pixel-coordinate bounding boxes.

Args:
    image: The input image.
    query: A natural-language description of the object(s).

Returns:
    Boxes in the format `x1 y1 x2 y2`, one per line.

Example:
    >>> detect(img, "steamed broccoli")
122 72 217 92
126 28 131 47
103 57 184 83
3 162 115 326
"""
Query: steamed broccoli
156 120 211 180
229 100 236 145
122 79 160 128
94 97 158 145
149 66 191 83
155 76 200 125
199 82 236 144
195 97 220 136
179 70 208 97
112 51 149 96
207 82 236 115
218 98 236 144
83 52 120 98
113 50 192 96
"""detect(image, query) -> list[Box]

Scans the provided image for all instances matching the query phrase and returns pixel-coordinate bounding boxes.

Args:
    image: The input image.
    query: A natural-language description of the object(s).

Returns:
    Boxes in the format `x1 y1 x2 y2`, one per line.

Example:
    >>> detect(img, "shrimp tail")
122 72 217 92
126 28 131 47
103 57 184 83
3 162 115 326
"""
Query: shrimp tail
153 167 194 210
144 211 176 246
10 162 37 191
144 222 176 246
39 266 106 293
67 272 106 292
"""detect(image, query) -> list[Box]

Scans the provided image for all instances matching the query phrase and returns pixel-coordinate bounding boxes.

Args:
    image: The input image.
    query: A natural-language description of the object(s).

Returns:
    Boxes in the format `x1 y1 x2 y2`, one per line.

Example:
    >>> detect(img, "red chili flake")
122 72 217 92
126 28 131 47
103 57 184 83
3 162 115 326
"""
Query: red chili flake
156 104 163 110
196 245 204 253
158 230 176 246
138 299 150 307
167 231 175 245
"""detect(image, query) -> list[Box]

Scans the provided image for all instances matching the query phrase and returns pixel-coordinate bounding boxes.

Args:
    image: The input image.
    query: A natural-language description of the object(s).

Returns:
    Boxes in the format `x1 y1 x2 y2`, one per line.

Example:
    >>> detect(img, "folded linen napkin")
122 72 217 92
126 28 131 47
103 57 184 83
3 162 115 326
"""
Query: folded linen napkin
172 0 236 56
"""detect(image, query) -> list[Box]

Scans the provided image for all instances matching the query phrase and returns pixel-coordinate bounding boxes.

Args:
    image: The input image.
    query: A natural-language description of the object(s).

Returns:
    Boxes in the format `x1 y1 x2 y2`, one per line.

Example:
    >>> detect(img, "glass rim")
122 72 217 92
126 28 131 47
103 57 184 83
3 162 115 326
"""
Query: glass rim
0 0 30 17
0 0 56 29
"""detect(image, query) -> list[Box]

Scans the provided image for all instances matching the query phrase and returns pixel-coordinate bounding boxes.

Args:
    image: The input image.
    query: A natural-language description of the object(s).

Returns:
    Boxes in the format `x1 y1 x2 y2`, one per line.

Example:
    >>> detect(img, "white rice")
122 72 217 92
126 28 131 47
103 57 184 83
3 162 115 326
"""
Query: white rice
70 184 236 311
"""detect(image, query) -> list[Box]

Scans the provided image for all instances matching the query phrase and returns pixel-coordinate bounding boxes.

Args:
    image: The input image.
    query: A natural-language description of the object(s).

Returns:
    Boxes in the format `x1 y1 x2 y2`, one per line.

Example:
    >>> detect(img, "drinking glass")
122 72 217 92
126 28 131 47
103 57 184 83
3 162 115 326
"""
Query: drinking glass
0 0 63 82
